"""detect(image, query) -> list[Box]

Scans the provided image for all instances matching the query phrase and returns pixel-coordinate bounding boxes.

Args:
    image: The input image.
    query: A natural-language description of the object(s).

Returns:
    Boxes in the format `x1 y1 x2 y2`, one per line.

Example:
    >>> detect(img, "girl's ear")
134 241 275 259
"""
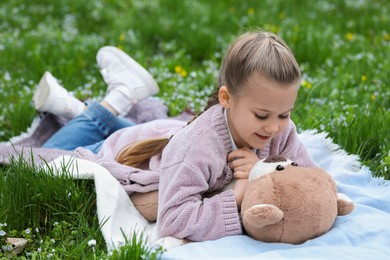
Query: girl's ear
218 86 231 108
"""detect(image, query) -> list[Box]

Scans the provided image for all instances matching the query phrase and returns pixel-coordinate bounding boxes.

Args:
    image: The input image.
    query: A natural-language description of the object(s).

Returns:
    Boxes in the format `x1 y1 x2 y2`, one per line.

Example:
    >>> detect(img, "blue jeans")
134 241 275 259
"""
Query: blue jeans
43 101 135 153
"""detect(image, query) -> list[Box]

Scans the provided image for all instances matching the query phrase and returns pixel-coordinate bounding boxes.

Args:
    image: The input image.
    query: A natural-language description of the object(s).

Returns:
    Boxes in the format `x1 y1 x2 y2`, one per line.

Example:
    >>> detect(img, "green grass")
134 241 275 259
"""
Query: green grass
0 0 389 258
0 154 163 259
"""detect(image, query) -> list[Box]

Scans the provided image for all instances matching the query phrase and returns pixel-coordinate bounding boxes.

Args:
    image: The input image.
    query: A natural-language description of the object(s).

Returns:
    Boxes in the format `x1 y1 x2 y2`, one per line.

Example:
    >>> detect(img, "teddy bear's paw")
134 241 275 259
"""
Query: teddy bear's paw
337 193 354 215
243 204 284 228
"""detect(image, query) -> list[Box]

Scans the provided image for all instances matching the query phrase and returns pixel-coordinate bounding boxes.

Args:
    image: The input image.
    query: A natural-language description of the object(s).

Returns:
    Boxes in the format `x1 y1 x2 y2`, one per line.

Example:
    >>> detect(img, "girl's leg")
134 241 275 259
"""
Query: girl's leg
33 71 86 120
43 101 135 151
82 114 131 153
82 140 104 154
36 46 159 152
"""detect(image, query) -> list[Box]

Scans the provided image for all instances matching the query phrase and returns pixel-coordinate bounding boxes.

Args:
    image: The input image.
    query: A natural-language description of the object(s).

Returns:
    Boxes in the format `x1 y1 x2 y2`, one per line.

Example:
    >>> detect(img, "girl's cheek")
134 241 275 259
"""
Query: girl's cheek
278 121 289 133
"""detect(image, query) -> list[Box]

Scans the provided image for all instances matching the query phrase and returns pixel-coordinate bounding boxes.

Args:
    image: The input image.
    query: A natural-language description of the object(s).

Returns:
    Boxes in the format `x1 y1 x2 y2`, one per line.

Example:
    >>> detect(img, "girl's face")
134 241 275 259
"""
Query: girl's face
220 73 299 149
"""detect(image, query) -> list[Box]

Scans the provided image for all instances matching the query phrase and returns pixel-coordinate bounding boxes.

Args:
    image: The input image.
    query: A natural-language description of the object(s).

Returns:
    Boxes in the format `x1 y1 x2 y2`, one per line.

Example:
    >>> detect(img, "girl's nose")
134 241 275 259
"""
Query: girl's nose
264 122 279 135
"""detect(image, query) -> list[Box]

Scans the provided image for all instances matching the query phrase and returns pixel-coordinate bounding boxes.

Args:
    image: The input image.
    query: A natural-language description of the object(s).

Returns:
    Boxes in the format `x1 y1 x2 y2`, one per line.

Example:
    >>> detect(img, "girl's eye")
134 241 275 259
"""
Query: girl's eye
279 114 290 119
255 114 268 120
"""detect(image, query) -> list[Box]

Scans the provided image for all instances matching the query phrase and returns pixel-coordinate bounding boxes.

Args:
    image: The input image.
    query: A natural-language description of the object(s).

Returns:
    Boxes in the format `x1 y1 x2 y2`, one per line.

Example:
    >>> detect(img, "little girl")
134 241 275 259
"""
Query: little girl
32 31 316 242
155 31 316 241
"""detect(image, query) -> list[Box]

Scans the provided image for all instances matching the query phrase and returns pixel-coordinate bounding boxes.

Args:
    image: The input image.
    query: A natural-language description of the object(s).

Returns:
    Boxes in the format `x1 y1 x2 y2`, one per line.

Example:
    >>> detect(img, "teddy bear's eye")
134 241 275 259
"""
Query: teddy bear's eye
276 165 284 171
291 162 298 167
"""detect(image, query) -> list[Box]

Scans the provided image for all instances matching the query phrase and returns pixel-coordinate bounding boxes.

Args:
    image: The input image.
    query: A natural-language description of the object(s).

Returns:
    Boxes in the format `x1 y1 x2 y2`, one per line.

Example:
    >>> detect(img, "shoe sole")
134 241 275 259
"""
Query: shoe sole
33 71 51 110
97 46 159 96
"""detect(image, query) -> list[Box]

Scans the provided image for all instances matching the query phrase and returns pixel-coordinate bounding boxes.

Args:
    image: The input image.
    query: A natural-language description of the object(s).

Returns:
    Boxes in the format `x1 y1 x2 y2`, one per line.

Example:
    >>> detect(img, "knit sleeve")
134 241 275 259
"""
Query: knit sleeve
157 161 242 242
73 119 186 194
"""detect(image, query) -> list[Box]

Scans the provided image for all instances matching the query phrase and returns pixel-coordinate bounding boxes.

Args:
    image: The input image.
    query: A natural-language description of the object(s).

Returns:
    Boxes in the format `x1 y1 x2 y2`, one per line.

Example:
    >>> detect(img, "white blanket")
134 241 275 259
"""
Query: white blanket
45 130 390 258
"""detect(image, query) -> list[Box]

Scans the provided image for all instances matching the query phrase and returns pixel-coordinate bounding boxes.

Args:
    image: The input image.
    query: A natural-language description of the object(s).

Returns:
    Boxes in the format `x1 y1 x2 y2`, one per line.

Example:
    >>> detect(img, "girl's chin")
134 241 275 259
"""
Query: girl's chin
253 144 266 150
238 136 270 150
247 141 267 150
251 137 271 149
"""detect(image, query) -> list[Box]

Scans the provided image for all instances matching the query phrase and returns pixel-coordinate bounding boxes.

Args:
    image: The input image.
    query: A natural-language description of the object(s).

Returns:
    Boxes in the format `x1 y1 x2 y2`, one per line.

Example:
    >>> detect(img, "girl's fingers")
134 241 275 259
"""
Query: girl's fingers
227 148 259 179
227 148 252 161
229 158 247 169
233 170 249 179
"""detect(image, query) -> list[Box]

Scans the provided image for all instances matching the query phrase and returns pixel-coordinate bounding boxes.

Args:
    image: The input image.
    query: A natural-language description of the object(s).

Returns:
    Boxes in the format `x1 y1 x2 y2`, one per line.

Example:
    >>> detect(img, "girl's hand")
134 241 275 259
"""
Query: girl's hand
228 148 259 179
233 179 248 210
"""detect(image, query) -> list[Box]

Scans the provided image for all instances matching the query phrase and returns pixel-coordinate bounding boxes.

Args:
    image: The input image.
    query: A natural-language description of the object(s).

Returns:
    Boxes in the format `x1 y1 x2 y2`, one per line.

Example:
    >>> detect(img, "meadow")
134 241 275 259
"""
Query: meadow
0 0 389 258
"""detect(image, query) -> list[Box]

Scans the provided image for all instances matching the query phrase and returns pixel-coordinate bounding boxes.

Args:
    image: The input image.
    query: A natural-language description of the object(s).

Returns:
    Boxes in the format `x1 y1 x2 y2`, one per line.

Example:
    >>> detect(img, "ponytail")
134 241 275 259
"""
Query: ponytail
116 137 170 168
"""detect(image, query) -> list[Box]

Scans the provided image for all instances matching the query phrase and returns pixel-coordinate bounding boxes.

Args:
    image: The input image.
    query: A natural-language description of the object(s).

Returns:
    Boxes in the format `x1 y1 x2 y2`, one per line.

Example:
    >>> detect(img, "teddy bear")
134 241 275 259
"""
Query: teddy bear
241 155 354 244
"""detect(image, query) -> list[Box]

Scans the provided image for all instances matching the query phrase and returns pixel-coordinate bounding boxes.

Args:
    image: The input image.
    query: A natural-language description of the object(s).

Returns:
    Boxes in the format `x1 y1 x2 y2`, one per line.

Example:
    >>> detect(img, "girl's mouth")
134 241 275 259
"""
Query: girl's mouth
255 133 270 141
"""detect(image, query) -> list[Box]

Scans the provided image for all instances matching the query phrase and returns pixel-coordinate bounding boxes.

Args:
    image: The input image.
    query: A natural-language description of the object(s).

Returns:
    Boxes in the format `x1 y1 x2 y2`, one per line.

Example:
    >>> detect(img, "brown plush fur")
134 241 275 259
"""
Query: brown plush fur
241 165 354 244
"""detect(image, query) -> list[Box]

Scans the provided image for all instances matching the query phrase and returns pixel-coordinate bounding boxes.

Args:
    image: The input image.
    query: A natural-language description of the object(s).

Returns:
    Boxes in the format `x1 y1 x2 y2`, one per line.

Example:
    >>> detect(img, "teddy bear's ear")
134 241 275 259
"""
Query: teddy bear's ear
337 193 354 216
243 204 284 228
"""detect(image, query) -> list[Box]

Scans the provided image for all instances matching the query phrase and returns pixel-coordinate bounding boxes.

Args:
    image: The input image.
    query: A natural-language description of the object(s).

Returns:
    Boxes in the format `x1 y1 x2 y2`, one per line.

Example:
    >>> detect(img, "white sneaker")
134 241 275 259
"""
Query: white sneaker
33 71 85 119
97 46 159 115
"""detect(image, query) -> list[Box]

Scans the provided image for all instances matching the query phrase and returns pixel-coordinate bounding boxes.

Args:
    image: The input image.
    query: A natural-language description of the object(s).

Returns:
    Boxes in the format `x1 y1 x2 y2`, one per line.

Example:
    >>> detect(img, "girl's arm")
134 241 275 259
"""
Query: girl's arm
97 161 160 194
157 161 242 242
75 146 162 194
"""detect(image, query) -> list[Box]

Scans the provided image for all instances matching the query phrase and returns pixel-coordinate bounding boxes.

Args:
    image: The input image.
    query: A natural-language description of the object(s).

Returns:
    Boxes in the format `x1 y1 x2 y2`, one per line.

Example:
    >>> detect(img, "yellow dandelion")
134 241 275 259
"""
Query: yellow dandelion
119 33 125 42
371 94 376 101
181 70 188 77
301 79 312 90
278 12 286 20
79 59 87 69
175 66 183 74
248 7 255 16
346 33 354 41
383 33 390 41
264 24 280 34
361 75 367 82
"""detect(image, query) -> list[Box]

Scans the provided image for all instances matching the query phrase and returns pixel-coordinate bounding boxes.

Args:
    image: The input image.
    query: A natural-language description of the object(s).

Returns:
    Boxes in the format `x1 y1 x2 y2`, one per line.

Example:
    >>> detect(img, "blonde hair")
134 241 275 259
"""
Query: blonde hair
117 31 301 167
218 31 301 94
188 31 301 123
116 138 170 168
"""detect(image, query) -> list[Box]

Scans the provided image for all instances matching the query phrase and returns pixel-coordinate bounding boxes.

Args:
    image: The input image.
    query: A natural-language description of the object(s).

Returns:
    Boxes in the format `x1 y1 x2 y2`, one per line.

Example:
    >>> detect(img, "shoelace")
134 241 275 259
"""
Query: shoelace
99 61 127 88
